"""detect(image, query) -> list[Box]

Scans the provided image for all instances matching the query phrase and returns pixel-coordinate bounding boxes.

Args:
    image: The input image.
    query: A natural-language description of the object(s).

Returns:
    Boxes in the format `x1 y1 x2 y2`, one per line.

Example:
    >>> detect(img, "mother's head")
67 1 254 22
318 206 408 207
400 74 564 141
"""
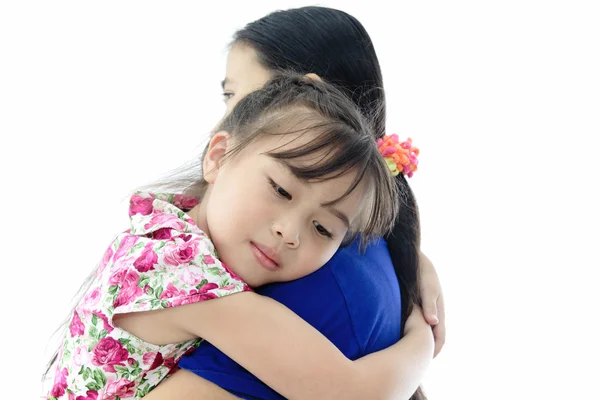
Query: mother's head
223 6 385 138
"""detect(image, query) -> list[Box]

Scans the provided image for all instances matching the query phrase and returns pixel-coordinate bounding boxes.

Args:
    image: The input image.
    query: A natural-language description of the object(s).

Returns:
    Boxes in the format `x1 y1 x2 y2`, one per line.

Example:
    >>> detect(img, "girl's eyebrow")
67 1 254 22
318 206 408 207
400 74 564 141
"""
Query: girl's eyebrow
270 158 310 186
221 77 232 89
324 206 350 229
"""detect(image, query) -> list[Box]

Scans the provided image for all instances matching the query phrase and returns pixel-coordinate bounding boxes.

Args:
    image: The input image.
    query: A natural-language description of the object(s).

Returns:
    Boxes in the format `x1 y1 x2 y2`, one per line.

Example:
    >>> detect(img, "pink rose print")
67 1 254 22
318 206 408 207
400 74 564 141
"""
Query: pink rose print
164 356 176 370
203 254 216 264
93 311 114 333
178 234 192 242
113 235 139 262
221 262 242 281
153 227 172 240
144 210 186 231
114 269 142 308
69 310 85 337
174 193 199 210
160 282 184 300
199 282 219 293
97 246 114 276
133 242 158 273
104 377 136 399
171 283 219 307
146 351 164 371
91 337 129 373
75 390 98 400
129 193 154 216
107 267 126 287
183 345 197 357
73 345 92 367
163 238 201 266
179 267 203 286
143 352 157 365
163 356 180 375
82 287 101 309
50 367 68 397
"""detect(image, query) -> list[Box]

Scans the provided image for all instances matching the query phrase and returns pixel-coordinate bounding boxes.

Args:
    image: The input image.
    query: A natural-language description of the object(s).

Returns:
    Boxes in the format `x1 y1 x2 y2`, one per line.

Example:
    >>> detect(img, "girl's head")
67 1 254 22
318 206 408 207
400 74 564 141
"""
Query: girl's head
223 5 422 322
193 74 398 287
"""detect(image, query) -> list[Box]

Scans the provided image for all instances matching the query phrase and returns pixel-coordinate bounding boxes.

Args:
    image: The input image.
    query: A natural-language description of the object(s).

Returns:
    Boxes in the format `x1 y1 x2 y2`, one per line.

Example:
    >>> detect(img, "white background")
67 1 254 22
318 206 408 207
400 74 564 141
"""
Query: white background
1 1 599 398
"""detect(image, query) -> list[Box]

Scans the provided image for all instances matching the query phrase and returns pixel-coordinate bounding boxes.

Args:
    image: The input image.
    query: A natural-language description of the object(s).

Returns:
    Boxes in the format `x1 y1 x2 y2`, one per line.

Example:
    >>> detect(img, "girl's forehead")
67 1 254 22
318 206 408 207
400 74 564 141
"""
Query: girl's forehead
237 126 317 155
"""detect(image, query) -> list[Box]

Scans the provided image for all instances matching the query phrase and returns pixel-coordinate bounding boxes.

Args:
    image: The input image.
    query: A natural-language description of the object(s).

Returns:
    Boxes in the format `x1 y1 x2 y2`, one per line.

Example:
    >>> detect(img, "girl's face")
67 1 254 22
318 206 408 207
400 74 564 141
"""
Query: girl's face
197 130 367 288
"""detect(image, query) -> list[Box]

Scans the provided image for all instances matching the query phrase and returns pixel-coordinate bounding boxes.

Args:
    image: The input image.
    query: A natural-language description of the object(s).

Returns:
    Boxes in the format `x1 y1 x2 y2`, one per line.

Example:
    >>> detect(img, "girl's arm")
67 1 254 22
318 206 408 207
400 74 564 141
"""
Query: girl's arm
119 292 434 399
143 369 240 400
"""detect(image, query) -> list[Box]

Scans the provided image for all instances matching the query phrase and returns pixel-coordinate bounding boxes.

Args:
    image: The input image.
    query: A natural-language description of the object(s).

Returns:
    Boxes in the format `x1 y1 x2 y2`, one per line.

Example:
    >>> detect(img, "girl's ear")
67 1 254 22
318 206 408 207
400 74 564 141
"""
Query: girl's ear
203 131 231 184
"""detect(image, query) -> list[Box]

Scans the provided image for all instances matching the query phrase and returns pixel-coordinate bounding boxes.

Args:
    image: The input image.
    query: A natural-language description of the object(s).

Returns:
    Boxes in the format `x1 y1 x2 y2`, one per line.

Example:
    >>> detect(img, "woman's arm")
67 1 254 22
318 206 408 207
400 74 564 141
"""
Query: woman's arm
419 251 446 357
123 291 433 399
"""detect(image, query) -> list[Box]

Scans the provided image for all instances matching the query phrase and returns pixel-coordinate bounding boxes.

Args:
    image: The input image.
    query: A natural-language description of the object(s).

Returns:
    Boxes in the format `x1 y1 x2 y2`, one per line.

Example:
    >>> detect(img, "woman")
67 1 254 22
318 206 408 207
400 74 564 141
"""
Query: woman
145 6 444 400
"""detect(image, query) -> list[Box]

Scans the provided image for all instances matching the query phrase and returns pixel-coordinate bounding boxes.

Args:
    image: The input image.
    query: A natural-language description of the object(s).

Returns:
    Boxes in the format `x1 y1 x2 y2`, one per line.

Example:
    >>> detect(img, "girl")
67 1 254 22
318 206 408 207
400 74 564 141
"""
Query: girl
45 74 431 400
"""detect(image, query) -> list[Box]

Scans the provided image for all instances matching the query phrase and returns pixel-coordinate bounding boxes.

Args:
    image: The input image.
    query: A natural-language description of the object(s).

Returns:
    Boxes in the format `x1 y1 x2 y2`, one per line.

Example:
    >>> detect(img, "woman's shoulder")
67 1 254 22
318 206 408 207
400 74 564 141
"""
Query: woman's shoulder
260 238 397 294
329 238 400 299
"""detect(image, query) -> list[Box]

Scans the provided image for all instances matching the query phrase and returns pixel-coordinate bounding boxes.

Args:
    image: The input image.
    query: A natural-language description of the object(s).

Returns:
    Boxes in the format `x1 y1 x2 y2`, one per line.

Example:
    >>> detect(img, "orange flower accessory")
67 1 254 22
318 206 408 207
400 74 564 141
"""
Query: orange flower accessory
377 134 419 178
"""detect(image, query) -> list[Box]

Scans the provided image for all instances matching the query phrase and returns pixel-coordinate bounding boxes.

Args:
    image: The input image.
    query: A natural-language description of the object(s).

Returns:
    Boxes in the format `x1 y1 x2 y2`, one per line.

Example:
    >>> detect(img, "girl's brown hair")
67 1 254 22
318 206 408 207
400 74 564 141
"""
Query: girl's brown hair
189 72 399 245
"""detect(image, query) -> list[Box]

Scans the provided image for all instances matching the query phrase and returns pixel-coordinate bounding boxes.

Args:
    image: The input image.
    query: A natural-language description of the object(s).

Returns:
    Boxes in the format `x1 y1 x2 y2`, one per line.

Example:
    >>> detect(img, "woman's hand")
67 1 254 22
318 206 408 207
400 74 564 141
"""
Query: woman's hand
419 252 446 357
403 305 430 335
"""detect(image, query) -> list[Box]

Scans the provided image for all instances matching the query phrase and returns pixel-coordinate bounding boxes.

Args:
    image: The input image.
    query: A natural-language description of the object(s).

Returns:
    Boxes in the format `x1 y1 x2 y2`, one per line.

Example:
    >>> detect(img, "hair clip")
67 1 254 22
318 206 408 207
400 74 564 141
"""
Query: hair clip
377 134 419 178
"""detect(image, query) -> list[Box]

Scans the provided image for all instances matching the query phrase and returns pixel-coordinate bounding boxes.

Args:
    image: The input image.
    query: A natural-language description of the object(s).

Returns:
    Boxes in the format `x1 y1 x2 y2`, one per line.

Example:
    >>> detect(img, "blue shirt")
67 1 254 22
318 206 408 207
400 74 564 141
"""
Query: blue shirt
178 238 401 399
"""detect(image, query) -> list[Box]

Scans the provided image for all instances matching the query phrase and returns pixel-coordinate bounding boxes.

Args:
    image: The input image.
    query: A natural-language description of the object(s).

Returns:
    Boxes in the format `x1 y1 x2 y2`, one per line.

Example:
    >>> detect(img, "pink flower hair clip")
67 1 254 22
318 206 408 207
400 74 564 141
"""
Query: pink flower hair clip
377 134 420 178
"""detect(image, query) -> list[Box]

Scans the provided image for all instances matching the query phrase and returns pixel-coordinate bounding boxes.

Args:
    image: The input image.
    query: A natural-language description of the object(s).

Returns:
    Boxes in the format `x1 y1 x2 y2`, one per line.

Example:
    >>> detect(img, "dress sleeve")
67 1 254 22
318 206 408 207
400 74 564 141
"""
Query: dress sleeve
107 229 251 319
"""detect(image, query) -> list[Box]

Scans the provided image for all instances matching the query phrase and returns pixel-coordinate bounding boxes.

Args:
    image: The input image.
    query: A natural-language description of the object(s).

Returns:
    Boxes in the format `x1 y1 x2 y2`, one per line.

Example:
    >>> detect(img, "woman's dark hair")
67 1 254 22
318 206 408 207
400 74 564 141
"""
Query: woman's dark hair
235 7 424 398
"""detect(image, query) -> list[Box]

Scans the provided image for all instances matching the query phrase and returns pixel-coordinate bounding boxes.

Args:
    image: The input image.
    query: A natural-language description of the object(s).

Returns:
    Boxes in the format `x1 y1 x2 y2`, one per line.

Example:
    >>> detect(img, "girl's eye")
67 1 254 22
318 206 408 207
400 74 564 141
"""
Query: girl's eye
222 92 234 102
313 221 332 238
270 179 292 200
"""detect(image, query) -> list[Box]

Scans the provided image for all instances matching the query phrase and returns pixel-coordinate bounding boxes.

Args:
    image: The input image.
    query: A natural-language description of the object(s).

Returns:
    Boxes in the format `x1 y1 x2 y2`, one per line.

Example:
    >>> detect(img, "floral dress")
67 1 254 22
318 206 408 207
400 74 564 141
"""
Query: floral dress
47 192 251 400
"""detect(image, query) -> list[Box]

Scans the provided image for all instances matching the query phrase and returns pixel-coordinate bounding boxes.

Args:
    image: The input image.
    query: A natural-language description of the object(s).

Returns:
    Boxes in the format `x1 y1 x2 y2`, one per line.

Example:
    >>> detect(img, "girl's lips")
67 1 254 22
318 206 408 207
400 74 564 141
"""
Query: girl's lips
250 242 280 271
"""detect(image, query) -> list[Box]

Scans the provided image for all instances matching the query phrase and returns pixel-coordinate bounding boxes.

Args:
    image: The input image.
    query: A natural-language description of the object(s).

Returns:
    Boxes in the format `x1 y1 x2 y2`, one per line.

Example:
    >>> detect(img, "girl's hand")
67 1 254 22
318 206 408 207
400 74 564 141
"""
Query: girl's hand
419 252 446 357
